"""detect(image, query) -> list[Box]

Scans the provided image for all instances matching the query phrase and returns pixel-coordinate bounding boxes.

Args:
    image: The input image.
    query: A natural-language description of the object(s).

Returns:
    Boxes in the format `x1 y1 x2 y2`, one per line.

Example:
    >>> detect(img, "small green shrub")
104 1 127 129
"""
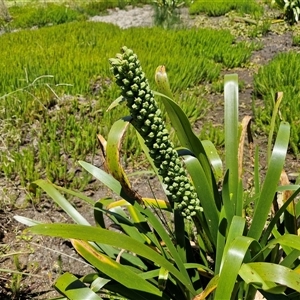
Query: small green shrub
189 0 263 17
152 0 184 28
292 33 300 45
253 51 300 154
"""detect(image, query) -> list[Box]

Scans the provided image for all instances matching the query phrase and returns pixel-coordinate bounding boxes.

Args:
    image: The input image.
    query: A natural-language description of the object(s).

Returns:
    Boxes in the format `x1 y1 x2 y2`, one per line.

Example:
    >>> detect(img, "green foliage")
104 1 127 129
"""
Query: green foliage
7 3 86 29
82 0 150 15
189 0 263 17
272 0 300 24
17 48 300 299
253 51 300 154
292 32 300 45
152 0 184 28
0 22 255 189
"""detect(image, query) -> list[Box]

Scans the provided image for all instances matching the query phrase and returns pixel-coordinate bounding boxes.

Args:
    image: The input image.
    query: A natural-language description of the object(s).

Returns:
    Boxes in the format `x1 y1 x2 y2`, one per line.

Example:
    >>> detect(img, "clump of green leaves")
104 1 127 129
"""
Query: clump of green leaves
253 51 300 154
189 0 263 17
6 3 86 29
152 0 184 28
17 47 300 299
272 0 300 24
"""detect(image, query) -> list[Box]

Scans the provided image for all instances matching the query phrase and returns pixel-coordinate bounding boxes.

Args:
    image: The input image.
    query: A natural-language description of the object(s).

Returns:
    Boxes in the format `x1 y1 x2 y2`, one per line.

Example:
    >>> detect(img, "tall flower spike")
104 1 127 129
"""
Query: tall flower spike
109 46 201 219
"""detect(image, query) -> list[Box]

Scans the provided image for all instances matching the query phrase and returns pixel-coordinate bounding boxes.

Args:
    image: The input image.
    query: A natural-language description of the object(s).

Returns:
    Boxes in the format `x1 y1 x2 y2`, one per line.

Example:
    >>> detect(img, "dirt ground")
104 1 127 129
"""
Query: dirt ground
1 4 300 300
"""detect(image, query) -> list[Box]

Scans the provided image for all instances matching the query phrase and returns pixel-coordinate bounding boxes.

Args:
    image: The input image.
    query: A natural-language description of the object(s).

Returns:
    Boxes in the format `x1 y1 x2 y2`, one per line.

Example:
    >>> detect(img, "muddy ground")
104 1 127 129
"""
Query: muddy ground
0 3 300 300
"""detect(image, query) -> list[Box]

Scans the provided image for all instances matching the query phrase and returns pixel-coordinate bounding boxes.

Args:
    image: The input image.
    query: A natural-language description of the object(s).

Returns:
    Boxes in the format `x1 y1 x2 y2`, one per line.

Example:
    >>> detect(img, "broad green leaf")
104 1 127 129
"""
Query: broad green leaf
214 236 259 299
221 170 235 225
55 272 103 300
202 140 223 181
90 277 111 293
106 116 132 190
280 249 300 268
72 240 162 296
79 161 135 204
153 90 215 191
33 180 90 225
239 262 300 293
224 74 239 215
54 184 95 206
183 154 219 245
140 206 194 293
106 198 171 210
27 223 196 295
215 206 227 274
219 216 246 273
269 234 300 251
248 122 290 242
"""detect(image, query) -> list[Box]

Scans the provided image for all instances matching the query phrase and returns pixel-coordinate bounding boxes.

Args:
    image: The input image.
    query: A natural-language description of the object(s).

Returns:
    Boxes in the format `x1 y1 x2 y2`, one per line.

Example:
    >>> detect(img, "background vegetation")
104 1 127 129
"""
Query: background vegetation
0 2 258 197
1 0 300 206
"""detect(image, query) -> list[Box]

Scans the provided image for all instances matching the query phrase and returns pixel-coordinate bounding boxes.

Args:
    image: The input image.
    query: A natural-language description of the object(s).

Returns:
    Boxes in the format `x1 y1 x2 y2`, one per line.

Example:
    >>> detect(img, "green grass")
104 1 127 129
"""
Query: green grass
0 17 256 202
1 1 151 30
189 0 263 17
6 3 86 28
253 51 300 155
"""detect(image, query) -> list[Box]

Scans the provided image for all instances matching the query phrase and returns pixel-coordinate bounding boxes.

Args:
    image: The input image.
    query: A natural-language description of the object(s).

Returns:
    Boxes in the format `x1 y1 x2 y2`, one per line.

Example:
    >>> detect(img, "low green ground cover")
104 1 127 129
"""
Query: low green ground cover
0 18 256 196
189 0 263 17
253 51 300 155
1 1 150 29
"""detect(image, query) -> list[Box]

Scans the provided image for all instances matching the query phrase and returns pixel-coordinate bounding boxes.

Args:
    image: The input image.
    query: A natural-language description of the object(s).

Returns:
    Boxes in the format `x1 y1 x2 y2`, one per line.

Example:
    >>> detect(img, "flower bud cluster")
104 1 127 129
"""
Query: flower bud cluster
109 46 201 218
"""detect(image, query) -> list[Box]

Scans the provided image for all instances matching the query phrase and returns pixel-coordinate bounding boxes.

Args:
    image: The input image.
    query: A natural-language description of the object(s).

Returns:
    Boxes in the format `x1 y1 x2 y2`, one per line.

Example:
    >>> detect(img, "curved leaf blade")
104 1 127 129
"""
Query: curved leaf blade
248 122 290 241
106 117 132 189
27 223 196 295
72 240 162 296
224 74 239 214
239 262 300 293
215 236 258 299
183 154 219 245
33 179 90 225
55 272 103 300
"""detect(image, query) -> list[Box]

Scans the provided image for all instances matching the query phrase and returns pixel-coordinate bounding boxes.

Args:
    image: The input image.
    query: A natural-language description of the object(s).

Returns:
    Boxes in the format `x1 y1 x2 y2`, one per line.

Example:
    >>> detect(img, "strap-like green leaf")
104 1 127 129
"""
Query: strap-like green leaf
33 179 90 225
201 140 223 181
106 116 132 190
55 272 103 300
214 236 259 299
239 262 300 293
78 161 134 204
183 154 219 245
153 90 216 193
219 216 246 273
248 122 290 242
73 240 162 297
27 223 196 296
224 74 239 215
